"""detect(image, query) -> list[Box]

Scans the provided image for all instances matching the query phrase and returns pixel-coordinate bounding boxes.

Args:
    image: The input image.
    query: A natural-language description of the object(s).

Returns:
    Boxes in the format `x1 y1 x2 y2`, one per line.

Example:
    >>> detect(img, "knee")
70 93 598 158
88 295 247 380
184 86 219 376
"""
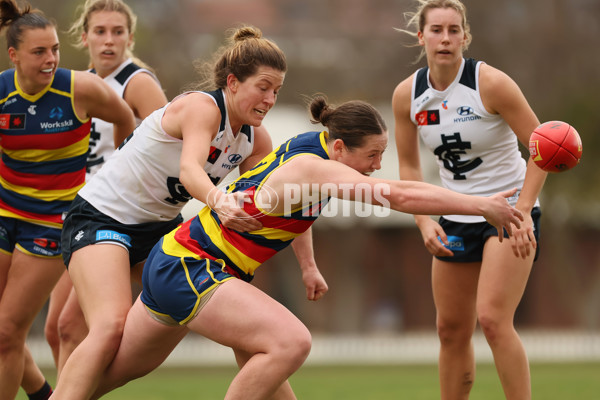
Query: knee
57 308 87 345
86 316 128 356
0 320 24 354
272 323 312 372
477 310 505 344
44 317 60 351
436 317 474 347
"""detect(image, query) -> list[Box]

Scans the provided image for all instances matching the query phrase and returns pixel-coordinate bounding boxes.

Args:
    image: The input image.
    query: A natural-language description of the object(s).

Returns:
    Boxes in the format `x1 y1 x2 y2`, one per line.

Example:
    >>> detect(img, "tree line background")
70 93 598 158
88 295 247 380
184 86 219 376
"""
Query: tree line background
2 0 599 334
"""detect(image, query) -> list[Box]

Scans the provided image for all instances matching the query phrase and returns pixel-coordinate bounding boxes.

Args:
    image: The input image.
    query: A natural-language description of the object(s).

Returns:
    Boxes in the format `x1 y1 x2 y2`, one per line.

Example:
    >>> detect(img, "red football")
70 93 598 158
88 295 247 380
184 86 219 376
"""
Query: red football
528 121 582 172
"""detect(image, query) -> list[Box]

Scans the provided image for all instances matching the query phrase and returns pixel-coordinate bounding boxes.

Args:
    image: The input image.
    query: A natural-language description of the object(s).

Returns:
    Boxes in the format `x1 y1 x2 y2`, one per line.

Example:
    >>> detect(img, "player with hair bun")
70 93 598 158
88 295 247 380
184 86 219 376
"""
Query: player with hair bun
50 25 319 400
392 0 547 398
44 0 169 375
0 0 135 398
88 94 523 400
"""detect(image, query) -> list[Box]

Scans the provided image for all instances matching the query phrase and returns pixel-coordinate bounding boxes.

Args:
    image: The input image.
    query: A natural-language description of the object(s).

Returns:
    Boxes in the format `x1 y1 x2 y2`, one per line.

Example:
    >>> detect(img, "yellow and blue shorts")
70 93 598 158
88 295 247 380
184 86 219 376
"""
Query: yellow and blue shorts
140 237 236 326
0 216 62 258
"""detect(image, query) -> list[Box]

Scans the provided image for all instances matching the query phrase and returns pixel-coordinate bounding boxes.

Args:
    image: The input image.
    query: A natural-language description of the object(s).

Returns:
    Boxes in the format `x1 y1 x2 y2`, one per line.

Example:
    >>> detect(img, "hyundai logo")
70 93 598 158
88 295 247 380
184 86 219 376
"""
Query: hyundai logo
456 106 473 116
228 153 243 164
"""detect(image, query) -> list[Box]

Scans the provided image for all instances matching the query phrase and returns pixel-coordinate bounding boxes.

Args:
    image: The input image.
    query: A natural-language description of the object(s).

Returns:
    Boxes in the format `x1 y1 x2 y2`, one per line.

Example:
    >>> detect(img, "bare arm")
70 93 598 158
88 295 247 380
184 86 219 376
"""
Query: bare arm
238 124 273 175
73 71 136 147
265 156 523 240
291 228 328 301
123 72 168 121
480 64 547 257
173 94 261 232
393 74 453 256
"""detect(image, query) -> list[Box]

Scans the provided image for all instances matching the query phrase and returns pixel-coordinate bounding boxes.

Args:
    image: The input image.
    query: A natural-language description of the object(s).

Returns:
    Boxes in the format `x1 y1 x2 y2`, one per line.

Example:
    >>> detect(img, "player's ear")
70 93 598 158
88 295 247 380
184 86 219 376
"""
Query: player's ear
332 139 346 156
226 74 239 93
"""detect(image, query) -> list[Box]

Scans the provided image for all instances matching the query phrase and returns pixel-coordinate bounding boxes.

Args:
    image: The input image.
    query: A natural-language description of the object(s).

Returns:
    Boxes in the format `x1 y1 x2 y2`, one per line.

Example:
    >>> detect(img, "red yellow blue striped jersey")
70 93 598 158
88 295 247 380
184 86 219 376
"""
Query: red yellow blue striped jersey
161 130 330 281
0 68 91 227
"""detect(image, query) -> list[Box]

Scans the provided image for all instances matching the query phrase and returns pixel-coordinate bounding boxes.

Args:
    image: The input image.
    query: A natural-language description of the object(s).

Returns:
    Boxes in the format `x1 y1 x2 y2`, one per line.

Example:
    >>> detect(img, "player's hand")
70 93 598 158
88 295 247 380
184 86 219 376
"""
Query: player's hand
509 211 536 259
418 218 454 257
301 264 328 301
212 191 262 232
482 188 524 242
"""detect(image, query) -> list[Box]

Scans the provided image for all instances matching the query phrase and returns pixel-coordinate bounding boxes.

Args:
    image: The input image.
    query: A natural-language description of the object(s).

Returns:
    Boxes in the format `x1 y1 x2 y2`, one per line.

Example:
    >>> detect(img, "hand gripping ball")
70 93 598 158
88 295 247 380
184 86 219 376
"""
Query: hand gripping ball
528 121 582 172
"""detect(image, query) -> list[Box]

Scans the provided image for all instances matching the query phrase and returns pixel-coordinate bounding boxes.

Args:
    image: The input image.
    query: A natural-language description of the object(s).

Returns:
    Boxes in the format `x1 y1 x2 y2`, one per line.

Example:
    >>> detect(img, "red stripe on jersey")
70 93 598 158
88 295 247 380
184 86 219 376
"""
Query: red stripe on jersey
242 188 314 233
220 227 277 263
0 163 85 190
0 121 91 150
173 222 215 260
0 197 63 225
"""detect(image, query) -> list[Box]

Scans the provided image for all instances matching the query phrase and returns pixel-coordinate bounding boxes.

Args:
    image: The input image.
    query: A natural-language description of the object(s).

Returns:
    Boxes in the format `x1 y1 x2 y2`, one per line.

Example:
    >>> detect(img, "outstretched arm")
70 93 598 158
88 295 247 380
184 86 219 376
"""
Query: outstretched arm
265 156 523 241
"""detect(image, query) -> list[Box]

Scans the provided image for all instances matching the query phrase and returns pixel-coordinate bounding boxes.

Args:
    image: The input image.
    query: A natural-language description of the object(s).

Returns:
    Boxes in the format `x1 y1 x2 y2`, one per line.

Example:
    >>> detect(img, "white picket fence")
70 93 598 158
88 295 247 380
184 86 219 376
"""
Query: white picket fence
27 330 600 368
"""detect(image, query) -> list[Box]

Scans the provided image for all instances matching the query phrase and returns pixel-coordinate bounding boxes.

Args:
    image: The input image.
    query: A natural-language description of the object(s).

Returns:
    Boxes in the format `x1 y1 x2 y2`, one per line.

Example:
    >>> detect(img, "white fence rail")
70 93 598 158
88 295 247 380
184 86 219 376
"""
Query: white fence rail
27 330 600 368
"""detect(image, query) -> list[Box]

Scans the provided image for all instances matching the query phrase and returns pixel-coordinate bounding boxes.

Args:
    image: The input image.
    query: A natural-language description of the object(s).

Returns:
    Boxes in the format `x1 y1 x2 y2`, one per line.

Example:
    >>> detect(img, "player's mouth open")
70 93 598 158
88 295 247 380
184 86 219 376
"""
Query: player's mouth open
255 109 267 116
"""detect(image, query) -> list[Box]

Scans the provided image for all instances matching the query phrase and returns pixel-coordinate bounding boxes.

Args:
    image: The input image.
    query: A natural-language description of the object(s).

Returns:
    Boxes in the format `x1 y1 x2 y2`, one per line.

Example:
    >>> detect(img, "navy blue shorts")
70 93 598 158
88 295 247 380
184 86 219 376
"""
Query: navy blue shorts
61 195 183 267
140 237 235 325
435 207 541 263
0 216 62 258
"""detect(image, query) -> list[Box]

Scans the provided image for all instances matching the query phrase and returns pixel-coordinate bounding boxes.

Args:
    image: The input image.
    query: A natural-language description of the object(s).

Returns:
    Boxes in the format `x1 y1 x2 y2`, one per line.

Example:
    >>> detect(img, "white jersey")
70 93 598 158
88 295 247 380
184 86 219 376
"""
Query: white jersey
86 59 160 179
79 89 255 224
411 58 538 223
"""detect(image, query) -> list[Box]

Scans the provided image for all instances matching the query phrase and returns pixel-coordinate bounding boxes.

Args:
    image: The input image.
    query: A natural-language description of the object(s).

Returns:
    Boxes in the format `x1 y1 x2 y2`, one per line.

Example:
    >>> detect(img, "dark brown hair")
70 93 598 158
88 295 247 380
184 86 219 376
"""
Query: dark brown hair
310 95 387 149
0 0 55 50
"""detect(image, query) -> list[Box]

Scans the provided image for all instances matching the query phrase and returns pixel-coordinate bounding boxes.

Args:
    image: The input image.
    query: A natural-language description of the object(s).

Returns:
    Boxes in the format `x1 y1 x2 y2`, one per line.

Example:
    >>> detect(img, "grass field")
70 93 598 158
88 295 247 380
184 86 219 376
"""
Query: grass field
18 362 600 399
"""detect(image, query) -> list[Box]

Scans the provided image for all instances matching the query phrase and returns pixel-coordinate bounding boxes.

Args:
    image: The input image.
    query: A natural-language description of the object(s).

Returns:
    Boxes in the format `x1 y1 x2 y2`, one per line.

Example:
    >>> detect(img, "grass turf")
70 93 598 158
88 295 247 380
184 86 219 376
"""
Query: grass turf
19 362 600 399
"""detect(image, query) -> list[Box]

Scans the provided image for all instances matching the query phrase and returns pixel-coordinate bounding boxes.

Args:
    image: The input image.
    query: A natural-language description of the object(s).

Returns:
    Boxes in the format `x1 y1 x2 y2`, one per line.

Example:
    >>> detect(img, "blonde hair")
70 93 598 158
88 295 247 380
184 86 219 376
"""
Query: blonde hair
189 25 287 91
396 0 472 63
68 0 151 70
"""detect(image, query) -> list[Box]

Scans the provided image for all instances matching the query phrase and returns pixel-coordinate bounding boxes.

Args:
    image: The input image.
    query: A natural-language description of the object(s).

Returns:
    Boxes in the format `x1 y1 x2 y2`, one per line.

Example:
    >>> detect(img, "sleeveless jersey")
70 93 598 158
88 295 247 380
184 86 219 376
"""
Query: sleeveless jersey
86 59 160 179
411 58 537 223
79 89 254 224
159 130 330 282
0 68 91 227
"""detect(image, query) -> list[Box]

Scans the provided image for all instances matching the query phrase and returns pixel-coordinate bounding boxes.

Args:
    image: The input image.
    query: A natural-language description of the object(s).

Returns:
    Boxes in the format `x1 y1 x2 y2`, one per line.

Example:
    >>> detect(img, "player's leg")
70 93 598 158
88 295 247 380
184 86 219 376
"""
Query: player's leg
477 238 534 400
0 225 53 399
432 257 480 400
56 286 88 374
92 296 188 399
188 278 311 400
45 270 72 367
21 347 53 399
50 244 132 400
0 250 64 399
233 349 297 400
